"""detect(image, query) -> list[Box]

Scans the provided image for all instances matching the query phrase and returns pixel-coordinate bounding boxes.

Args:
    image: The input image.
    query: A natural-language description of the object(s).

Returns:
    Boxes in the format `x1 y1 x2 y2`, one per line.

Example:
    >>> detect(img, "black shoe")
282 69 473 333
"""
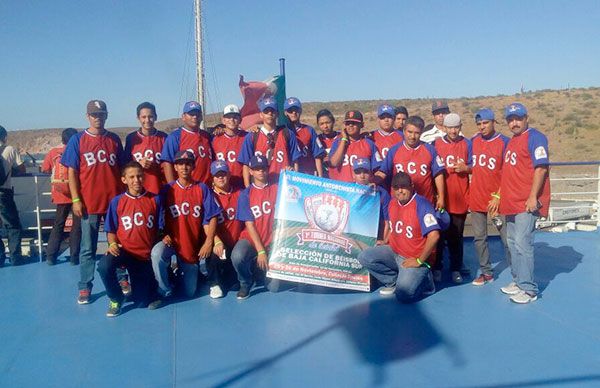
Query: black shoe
10 257 24 266
70 257 80 266
46 258 56 266
236 285 251 300
148 295 171 310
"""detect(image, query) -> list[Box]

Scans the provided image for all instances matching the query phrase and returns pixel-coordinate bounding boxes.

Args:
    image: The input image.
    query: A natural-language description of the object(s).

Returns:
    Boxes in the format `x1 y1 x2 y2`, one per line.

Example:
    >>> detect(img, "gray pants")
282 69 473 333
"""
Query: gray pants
470 212 511 277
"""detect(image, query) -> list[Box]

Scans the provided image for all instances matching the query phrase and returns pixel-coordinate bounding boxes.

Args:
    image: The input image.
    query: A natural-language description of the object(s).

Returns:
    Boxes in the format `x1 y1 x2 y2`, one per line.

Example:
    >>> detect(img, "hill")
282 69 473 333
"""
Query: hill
8 87 600 163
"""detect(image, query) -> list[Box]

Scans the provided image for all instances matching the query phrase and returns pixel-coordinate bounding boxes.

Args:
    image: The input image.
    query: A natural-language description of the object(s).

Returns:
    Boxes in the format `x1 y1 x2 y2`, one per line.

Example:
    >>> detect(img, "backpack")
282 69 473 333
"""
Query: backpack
50 151 71 197
0 145 9 186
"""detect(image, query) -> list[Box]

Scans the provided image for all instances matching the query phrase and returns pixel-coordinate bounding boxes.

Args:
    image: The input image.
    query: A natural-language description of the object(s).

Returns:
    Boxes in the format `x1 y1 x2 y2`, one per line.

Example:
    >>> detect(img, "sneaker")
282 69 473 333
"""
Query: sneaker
500 282 521 295
379 284 396 296
451 271 463 284
77 289 91 305
433 270 442 283
148 298 166 310
70 257 80 266
120 280 132 296
510 290 538 304
106 300 121 317
209 284 224 299
472 274 494 286
236 285 251 300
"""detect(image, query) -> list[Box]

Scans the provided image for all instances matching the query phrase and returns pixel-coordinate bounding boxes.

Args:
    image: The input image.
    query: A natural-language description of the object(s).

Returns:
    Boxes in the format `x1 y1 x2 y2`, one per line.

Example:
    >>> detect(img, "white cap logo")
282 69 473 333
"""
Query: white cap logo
94 101 102 109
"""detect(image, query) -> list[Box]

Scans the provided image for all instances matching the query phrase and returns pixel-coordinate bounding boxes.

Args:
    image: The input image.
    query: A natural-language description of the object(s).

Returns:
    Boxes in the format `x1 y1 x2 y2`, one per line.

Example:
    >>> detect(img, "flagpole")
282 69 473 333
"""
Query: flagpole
279 58 285 77
194 0 205 129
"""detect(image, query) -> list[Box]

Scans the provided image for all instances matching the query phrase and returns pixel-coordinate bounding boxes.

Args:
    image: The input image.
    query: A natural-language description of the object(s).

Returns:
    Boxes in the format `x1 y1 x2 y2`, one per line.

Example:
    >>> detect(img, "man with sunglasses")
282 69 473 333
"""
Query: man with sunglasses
61 100 125 304
238 97 302 186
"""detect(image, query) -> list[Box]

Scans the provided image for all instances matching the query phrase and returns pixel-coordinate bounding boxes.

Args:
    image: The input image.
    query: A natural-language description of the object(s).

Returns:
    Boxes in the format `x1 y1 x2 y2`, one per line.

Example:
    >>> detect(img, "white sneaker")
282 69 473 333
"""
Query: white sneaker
209 284 224 299
510 290 538 304
379 284 396 296
451 271 463 284
500 282 521 295
433 270 442 283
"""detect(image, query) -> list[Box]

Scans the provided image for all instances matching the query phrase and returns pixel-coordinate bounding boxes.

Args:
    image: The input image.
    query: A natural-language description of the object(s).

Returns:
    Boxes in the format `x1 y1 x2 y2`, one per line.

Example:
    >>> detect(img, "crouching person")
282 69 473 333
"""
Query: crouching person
98 162 162 317
149 151 221 308
358 172 440 303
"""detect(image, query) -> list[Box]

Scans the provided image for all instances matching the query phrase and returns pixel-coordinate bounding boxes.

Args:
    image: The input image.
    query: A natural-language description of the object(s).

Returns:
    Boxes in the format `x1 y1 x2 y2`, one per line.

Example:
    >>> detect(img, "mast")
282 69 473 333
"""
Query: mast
194 0 205 128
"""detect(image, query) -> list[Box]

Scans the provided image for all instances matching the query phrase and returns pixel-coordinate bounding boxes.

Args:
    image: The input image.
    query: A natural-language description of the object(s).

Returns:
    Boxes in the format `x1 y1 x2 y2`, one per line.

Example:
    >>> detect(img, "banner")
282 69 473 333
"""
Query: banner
267 171 379 291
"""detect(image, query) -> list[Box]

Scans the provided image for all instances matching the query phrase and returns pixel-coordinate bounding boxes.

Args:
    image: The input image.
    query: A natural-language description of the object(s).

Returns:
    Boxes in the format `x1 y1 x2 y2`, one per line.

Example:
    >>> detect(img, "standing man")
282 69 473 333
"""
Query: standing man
358 172 439 303
161 101 213 185
328 110 383 183
394 106 409 131
499 103 550 304
41 127 81 265
61 100 124 304
470 108 510 286
369 104 404 160
0 125 25 267
124 102 168 195
238 97 302 186
211 104 246 189
283 97 325 176
421 100 450 144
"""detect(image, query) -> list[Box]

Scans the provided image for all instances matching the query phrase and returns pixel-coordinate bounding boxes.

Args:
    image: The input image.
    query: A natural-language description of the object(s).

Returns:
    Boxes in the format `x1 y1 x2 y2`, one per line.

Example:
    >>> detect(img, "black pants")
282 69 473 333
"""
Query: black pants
434 213 467 271
0 188 22 265
98 251 157 305
46 203 81 263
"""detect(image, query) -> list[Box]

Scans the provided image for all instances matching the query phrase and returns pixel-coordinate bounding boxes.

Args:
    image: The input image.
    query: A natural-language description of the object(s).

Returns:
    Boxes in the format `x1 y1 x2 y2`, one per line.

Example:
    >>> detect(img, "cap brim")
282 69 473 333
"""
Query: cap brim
174 158 195 164
344 119 363 123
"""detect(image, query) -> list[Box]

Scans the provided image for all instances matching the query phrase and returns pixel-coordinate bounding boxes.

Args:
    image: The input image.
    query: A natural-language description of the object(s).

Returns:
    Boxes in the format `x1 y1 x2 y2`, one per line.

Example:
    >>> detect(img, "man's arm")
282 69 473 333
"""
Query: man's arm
328 131 348 167
106 232 121 256
244 221 268 270
434 174 445 210
163 162 175 183
198 217 217 260
315 158 323 177
68 167 85 217
526 166 548 213
242 165 251 187
401 230 440 268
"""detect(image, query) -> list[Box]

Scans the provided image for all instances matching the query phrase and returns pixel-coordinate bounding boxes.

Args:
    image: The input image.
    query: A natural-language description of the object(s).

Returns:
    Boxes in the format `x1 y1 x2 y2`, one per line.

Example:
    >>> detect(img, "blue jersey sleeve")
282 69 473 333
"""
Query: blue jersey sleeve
415 196 441 236
161 129 181 163
378 186 391 222
380 143 400 176
308 126 325 158
329 137 342 158
104 194 123 233
200 183 222 224
366 139 383 171
286 129 303 163
236 187 254 222
426 143 445 177
527 129 550 167
465 138 473 167
60 132 83 170
237 133 255 165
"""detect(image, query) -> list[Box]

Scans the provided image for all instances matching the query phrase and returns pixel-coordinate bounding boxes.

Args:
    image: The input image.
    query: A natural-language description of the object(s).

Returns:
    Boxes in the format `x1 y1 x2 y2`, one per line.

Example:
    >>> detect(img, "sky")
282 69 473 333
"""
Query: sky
1 0 599 130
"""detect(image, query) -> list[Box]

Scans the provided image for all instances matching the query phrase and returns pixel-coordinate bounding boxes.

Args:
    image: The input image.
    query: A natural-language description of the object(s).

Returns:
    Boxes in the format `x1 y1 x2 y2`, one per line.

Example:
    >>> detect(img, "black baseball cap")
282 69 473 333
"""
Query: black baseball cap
344 110 364 123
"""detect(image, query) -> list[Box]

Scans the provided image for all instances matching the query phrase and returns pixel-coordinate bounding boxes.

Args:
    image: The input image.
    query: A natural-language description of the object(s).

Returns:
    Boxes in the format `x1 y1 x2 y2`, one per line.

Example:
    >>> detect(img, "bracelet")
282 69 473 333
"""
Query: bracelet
214 240 223 247
72 197 81 203
257 250 266 256
491 192 501 199
341 137 349 143
109 242 118 247
416 258 430 269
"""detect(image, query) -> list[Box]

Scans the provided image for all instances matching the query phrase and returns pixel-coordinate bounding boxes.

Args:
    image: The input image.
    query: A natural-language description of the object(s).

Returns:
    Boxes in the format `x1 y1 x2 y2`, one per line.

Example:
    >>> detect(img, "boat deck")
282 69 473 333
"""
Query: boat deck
1 230 599 387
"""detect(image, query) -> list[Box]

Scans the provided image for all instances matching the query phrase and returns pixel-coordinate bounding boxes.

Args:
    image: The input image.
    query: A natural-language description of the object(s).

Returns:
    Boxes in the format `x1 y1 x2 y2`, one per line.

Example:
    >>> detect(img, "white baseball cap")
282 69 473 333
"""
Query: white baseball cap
223 104 240 116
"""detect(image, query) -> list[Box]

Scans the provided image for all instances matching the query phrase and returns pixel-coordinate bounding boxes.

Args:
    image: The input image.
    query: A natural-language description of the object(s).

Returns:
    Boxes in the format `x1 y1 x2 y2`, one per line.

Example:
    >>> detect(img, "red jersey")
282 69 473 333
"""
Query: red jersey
328 137 383 182
470 132 509 212
124 129 168 194
318 132 340 153
104 191 161 261
61 129 124 215
161 180 222 264
381 142 445 204
384 193 441 263
500 128 551 217
161 127 214 185
292 123 325 175
213 187 243 249
434 136 472 214
237 183 278 249
42 146 71 204
370 129 404 159
211 131 246 189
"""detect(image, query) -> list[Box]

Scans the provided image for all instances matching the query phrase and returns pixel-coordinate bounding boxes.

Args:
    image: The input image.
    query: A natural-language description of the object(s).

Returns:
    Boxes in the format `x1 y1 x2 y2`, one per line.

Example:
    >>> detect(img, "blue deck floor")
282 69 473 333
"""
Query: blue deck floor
1 230 599 388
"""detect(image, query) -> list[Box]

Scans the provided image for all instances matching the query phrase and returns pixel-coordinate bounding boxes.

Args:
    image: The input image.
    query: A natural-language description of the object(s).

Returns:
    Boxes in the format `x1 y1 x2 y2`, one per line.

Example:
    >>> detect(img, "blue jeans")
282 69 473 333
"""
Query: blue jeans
151 241 205 298
506 212 538 294
230 239 288 292
79 214 100 290
357 245 435 303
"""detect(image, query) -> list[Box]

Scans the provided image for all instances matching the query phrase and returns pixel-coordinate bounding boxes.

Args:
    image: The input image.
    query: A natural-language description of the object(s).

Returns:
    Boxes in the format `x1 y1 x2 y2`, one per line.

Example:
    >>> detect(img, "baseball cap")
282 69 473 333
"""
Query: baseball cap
223 104 240 116
504 103 528 119
87 100 107 114
0 125 7 139
395 106 409 116
248 154 268 170
258 97 278 112
183 101 202 114
210 160 229 175
344 110 364 123
443 113 462 127
173 150 196 164
352 157 372 172
284 97 302 111
475 108 495 123
377 104 395 118
431 100 449 113
435 209 451 231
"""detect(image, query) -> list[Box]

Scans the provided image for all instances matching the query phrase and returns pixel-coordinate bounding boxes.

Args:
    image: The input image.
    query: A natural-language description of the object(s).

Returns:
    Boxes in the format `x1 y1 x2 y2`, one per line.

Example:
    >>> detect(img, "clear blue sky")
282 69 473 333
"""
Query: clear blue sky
1 0 599 130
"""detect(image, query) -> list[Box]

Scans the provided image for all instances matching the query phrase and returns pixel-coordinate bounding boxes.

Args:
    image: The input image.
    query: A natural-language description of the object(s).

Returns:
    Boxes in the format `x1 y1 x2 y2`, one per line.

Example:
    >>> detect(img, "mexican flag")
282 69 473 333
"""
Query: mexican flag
239 74 286 129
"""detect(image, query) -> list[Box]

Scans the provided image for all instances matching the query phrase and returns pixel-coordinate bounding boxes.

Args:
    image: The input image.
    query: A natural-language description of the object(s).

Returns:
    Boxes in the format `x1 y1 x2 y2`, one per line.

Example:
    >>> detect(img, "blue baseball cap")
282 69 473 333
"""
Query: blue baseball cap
173 150 196 164
284 97 302 111
258 97 278 112
183 101 202 114
249 154 268 169
504 103 527 119
377 104 395 118
210 160 229 175
435 209 451 231
352 157 372 172
475 108 495 123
